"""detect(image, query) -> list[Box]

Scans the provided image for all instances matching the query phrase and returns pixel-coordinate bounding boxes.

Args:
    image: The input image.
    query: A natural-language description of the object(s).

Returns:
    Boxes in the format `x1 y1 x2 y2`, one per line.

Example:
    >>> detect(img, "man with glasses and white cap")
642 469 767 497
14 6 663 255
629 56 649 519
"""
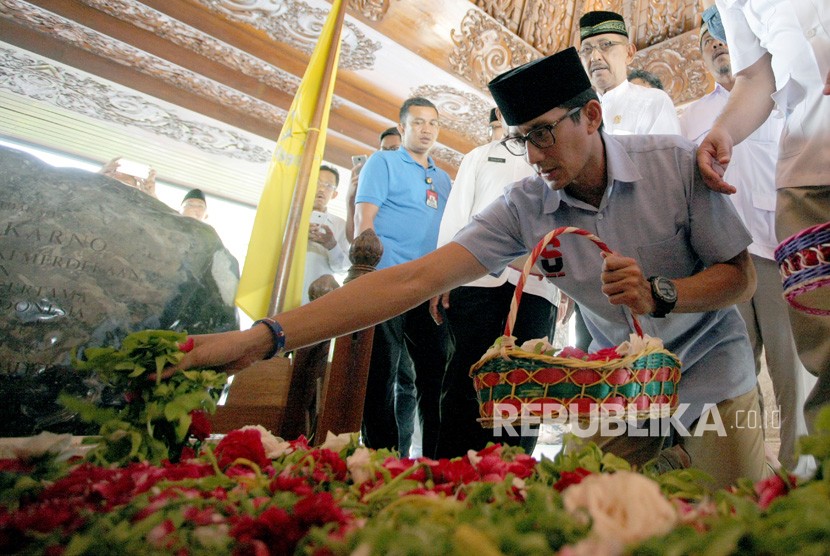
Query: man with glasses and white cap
577 10 680 135
171 48 767 489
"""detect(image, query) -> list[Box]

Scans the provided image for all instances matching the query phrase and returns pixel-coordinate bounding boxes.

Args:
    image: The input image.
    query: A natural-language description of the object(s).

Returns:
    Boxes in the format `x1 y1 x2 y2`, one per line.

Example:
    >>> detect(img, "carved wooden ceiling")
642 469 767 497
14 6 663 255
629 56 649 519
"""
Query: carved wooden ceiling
0 0 714 206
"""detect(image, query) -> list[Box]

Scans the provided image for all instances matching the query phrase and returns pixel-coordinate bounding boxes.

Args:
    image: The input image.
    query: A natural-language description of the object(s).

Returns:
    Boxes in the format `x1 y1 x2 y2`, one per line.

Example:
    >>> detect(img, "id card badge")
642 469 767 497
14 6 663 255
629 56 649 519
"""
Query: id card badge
426 189 439 209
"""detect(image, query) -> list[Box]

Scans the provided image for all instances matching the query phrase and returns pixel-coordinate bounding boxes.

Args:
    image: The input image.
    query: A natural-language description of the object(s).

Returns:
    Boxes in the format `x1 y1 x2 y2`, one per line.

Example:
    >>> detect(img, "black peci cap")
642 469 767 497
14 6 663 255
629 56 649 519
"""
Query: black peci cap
182 188 206 204
579 10 628 40
487 48 592 126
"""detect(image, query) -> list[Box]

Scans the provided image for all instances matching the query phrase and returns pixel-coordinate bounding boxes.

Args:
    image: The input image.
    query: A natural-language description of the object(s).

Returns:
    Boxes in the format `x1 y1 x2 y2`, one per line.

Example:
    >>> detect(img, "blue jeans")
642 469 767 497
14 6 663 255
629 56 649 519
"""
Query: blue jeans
361 301 453 458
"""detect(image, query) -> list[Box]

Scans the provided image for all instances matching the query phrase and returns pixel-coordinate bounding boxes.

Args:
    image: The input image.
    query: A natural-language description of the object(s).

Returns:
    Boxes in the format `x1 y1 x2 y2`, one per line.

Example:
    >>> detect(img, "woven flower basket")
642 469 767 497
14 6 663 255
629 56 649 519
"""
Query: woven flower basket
774 221 830 316
470 227 682 428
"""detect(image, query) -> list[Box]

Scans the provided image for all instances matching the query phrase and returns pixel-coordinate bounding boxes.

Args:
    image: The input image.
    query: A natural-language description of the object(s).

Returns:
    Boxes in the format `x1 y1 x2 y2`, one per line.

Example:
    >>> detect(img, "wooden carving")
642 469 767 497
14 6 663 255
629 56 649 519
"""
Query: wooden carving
0 2 287 129
580 0 627 19
344 229 383 284
518 0 575 56
429 146 465 169
308 274 340 302
632 0 697 48
630 30 714 107
0 45 272 163
80 0 303 97
200 0 381 71
347 0 390 22
449 9 537 90
413 84 494 146
471 0 523 34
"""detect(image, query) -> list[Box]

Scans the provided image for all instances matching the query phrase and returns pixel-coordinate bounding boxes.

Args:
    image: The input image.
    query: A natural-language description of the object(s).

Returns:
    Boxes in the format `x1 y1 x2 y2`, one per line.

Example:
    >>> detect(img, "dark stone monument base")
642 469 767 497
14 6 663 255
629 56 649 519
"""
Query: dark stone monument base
0 146 240 436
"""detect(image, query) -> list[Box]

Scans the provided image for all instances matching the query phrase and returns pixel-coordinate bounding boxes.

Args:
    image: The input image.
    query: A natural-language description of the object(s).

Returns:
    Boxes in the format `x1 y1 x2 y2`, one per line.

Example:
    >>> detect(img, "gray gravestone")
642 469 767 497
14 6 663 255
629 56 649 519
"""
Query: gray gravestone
0 147 240 436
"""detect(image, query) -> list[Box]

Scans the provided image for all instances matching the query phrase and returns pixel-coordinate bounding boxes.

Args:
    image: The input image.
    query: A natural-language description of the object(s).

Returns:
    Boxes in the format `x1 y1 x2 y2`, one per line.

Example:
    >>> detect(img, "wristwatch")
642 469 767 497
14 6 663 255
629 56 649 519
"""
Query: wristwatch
648 276 677 318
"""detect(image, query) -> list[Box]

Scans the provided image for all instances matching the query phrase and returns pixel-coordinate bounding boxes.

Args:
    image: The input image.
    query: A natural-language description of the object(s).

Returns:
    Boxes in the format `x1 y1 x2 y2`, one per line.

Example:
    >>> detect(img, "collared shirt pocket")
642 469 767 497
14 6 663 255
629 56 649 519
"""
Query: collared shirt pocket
636 228 695 279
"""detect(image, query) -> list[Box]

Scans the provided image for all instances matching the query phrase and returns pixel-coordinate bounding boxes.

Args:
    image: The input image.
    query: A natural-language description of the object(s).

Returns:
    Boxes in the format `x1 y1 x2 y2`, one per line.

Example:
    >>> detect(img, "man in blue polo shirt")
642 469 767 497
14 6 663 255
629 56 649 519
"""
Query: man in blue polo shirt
177 50 767 488
353 97 453 458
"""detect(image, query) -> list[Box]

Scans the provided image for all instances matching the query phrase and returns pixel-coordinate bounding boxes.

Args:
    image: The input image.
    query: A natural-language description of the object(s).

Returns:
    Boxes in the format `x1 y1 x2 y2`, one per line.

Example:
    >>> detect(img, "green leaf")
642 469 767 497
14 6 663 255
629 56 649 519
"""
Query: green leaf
58 329 225 465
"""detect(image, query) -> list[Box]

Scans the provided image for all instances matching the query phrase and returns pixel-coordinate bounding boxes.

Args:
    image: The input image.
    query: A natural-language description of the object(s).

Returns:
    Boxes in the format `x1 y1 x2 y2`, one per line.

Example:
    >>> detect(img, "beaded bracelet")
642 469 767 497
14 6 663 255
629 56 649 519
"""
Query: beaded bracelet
252 317 286 359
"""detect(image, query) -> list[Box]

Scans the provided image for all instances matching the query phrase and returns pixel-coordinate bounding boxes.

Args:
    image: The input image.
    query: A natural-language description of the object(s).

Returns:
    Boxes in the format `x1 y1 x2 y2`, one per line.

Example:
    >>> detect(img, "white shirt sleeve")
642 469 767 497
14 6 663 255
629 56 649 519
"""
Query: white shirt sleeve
324 215 350 272
644 90 681 135
437 144 486 247
716 0 767 74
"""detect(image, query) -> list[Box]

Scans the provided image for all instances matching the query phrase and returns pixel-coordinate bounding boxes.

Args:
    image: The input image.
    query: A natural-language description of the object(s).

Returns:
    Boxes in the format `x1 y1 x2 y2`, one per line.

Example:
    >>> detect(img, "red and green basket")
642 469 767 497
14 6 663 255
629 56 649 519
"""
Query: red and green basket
470 227 682 427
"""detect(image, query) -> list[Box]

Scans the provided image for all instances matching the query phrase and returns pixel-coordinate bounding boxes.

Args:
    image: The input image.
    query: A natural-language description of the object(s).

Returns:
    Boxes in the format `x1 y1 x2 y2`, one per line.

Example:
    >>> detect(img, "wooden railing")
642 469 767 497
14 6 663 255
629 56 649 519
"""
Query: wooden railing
210 229 383 444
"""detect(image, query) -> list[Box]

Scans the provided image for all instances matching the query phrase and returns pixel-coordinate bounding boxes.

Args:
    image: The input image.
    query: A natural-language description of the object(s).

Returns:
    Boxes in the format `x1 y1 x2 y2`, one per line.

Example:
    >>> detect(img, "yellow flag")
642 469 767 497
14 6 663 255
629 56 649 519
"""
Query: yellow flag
235 0 345 320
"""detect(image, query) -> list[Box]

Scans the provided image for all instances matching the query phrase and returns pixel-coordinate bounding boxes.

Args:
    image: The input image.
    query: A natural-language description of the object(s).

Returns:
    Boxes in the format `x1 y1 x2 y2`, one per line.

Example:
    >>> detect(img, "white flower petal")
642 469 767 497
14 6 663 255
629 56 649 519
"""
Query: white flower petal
519 336 554 354
346 447 373 485
563 471 677 544
616 334 665 357
320 431 353 452
241 425 290 459
1 432 79 461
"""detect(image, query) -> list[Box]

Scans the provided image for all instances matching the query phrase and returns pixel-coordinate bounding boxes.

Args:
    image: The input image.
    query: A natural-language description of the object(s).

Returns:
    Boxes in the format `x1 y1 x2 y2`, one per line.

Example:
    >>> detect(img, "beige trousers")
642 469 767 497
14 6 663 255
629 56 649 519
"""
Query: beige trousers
568 388 770 490
737 255 810 470
775 187 830 434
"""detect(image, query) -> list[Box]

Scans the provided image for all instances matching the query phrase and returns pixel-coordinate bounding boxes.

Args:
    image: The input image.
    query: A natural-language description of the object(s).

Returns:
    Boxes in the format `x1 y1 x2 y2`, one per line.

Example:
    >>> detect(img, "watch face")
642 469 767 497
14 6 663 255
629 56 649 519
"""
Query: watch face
654 277 677 303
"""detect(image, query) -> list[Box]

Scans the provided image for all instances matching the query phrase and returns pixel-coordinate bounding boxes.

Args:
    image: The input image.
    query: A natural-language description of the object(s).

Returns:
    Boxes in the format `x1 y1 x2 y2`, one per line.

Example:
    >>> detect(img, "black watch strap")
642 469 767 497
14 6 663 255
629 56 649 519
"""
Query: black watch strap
649 276 677 318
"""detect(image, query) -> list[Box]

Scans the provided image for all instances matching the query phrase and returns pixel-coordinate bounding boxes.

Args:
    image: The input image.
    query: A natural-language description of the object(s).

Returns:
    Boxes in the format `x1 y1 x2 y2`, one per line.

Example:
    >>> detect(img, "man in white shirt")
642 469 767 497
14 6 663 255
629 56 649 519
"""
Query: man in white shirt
180 189 208 222
577 10 681 135
698 0 830 434
431 108 561 458
681 21 809 470
302 165 350 305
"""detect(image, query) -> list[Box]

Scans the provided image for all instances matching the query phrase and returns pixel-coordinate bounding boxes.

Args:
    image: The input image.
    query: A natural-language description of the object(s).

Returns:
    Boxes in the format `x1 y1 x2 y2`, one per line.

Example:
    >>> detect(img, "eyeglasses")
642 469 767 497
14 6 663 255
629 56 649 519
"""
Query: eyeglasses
500 107 581 156
317 181 337 191
578 40 627 58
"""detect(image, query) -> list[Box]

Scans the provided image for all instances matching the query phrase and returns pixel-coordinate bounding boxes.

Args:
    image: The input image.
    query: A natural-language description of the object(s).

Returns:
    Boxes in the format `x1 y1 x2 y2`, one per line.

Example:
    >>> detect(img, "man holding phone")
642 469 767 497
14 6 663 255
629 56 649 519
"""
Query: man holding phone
345 127 402 242
302 164 350 305
99 157 157 198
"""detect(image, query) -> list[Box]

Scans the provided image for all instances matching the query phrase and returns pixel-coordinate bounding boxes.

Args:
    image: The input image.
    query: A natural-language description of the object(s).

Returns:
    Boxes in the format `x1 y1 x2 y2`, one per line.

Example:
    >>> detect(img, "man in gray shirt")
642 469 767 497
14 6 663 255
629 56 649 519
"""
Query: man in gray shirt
175 48 767 488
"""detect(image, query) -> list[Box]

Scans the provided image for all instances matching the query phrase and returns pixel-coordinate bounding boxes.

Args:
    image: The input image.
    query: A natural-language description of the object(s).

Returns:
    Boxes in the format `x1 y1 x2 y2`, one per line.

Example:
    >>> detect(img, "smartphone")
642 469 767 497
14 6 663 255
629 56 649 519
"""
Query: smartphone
351 154 367 167
116 159 151 179
310 210 327 226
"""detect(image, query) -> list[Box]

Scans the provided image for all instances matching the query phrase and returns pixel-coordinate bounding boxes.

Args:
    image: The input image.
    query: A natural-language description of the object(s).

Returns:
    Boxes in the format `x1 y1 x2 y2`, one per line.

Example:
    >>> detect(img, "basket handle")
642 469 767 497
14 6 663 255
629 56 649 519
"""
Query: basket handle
505 226 644 339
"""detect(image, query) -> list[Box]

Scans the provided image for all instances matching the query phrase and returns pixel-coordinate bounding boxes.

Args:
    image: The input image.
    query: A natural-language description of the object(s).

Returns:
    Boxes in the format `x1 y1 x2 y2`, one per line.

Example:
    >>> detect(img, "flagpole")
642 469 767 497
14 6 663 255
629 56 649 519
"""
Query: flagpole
268 1 347 315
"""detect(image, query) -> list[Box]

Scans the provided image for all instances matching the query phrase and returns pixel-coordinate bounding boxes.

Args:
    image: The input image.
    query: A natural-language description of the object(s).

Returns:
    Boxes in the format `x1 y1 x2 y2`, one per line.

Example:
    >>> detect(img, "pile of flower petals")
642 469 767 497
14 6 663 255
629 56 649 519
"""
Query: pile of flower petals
2 416 829 556
0 428 537 555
